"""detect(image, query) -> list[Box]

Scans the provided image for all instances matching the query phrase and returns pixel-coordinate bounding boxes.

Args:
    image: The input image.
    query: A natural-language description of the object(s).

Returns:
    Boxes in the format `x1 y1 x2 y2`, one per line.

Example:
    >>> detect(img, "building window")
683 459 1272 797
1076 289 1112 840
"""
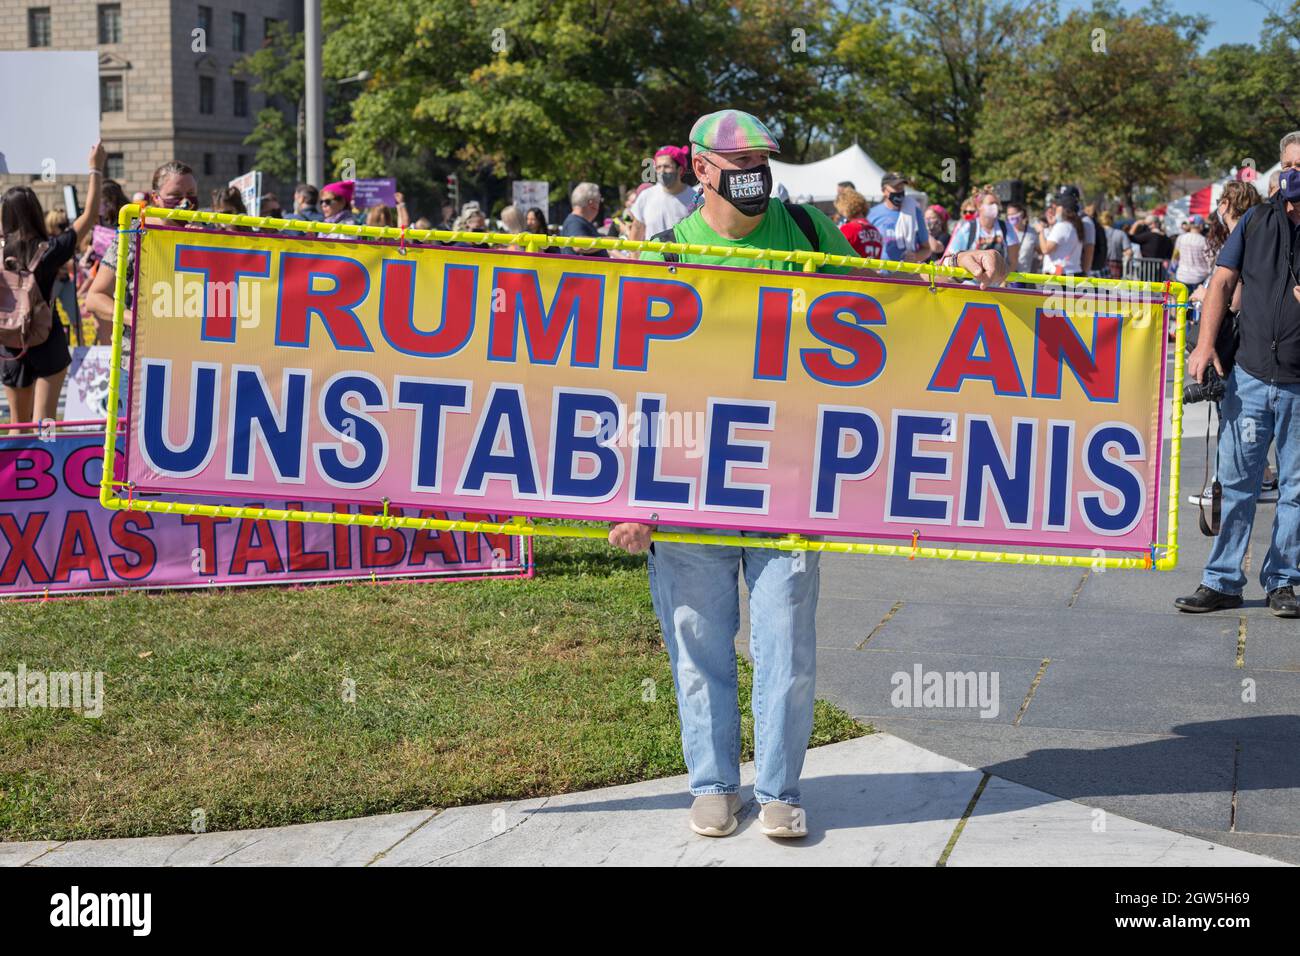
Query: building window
203 153 214 176
233 80 248 117
237 154 249 172
100 75 124 113
232 11 246 52
199 76 214 114
97 4 121 44
198 5 212 35
28 7 51 47
105 153 125 180
263 17 279 43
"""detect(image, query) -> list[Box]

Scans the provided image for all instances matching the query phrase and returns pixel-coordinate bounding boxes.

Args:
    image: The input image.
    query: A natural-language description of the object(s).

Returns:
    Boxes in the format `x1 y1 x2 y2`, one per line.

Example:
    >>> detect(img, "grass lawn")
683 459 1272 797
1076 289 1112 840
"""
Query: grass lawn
0 534 868 842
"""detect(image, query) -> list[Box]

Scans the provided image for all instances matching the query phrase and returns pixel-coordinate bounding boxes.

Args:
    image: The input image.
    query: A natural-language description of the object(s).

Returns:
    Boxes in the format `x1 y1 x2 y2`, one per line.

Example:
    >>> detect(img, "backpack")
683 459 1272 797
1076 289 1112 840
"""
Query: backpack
955 217 1009 255
0 239 52 358
651 201 820 263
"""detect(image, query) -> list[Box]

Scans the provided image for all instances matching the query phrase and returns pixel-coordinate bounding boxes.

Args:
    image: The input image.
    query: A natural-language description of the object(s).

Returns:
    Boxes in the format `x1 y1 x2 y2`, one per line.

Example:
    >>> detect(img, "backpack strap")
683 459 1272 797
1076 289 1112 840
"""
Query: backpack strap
650 227 679 263
24 240 49 274
784 202 821 252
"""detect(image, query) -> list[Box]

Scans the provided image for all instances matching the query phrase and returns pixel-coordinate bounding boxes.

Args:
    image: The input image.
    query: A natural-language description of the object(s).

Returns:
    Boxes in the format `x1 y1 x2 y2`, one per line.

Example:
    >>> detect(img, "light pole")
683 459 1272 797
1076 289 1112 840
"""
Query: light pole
304 0 323 186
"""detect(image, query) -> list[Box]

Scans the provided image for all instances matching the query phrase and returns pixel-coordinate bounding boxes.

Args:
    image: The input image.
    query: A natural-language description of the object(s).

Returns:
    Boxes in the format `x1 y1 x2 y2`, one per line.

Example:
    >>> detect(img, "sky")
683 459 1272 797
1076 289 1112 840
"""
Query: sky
1058 0 1272 48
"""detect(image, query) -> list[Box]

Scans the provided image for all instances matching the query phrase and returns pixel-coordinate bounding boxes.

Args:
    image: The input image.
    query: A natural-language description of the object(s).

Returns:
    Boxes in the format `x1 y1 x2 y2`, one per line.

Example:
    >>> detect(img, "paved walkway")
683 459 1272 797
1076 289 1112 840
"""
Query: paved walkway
787 432 1300 866
1 734 1283 866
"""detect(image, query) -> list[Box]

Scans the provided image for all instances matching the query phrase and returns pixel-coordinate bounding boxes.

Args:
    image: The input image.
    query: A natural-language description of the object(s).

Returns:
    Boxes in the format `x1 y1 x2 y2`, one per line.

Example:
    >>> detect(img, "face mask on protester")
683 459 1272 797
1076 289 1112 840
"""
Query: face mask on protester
658 168 679 188
701 155 772 217
886 190 904 207
1279 168 1300 203
980 202 999 221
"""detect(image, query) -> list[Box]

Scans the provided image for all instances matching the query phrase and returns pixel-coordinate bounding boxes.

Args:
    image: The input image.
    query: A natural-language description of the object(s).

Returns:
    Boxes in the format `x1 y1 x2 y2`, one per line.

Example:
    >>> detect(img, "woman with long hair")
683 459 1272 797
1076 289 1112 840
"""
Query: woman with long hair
1037 191 1086 277
99 179 128 227
1 143 105 428
85 160 198 333
1207 180 1262 262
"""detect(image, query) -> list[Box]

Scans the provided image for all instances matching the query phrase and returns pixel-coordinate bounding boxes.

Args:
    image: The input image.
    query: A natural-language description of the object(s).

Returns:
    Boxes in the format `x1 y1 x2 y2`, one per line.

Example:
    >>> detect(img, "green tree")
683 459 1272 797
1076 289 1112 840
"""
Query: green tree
236 22 303 183
974 1 1207 212
323 0 848 196
236 19 356 188
1189 1 1300 178
834 0 1051 208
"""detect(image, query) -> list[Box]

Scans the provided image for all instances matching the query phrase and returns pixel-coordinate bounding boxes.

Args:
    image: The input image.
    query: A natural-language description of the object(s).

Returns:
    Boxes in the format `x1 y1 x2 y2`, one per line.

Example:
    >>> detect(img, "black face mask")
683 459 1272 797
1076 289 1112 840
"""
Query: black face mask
886 191 904 207
703 157 772 216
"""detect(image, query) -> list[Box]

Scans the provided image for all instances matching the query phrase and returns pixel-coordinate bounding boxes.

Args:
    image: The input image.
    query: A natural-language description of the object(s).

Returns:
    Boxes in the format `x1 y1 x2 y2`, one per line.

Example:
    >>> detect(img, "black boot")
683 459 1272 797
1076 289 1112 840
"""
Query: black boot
1174 585 1244 613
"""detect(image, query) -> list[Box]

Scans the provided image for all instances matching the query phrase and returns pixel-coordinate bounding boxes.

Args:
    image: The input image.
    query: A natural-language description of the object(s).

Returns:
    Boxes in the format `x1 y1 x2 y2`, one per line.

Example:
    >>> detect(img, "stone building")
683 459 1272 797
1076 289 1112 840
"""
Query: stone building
1 0 298 214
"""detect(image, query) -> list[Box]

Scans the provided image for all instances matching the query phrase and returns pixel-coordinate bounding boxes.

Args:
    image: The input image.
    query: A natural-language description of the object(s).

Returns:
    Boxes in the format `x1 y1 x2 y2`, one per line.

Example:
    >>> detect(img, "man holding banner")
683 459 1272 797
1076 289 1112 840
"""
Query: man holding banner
608 109 1008 839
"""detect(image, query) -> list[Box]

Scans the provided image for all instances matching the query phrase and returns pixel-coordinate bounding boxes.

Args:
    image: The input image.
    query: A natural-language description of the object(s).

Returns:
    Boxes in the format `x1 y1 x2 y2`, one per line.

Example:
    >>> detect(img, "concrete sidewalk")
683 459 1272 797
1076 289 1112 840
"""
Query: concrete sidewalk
1 734 1284 866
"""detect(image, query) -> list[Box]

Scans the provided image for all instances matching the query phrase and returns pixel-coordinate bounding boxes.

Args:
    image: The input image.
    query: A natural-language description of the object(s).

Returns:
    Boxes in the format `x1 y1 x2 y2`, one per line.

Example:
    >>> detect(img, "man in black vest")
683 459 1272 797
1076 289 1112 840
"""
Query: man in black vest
1177 131 1300 617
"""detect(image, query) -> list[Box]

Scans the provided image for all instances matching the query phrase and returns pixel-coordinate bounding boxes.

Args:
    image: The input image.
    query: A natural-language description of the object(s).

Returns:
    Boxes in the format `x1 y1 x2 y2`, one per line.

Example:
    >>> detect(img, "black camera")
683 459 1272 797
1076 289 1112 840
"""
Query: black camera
1184 366 1226 404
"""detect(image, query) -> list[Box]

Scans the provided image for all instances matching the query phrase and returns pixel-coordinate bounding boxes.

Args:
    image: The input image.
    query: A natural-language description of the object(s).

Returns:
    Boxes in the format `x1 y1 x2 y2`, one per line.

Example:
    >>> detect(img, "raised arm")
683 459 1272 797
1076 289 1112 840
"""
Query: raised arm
71 143 107 241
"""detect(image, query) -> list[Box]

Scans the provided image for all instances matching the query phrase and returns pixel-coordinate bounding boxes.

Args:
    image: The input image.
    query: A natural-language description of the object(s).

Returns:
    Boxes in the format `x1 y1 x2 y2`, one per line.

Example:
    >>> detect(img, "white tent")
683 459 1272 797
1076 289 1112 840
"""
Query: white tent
770 144 926 205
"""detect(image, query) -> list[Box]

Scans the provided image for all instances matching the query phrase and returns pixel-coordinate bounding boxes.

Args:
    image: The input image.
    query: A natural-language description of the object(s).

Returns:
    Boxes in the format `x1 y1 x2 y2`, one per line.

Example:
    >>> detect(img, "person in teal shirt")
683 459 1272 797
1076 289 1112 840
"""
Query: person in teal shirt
610 108 1007 842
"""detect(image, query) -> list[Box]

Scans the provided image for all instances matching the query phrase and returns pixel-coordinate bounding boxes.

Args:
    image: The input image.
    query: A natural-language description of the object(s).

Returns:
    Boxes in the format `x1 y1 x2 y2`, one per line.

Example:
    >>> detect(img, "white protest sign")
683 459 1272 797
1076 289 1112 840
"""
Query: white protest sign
0 52 100 176
512 180 549 213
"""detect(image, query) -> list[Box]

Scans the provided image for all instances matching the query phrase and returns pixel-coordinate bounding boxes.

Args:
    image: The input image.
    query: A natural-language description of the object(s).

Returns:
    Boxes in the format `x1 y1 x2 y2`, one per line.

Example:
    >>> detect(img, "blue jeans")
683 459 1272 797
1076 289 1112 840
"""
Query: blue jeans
1203 365 1300 594
646 528 819 805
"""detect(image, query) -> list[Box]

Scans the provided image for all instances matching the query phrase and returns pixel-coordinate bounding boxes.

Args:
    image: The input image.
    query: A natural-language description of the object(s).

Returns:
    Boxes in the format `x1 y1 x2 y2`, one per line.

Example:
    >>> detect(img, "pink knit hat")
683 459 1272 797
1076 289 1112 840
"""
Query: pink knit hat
654 145 690 170
322 180 355 206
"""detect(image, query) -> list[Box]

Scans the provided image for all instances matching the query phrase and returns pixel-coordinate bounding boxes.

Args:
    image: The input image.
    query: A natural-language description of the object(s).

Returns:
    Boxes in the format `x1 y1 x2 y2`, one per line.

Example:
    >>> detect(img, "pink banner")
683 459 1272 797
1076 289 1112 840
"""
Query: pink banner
1 431 530 597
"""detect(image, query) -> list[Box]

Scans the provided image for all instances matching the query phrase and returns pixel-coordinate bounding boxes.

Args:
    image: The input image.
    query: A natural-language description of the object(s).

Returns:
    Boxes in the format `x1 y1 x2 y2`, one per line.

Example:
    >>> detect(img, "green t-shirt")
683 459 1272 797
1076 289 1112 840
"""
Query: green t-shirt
640 200 859 274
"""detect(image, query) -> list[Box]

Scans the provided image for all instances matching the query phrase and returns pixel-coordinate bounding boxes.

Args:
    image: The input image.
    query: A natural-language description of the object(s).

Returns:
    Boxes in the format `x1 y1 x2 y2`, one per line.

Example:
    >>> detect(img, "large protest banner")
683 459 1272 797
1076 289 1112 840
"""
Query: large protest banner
1 430 528 597
106 210 1179 568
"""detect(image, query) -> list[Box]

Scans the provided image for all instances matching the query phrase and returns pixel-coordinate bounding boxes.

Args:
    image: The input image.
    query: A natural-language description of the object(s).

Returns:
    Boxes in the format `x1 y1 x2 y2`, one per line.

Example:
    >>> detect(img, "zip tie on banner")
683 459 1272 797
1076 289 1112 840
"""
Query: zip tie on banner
398 227 408 256
909 528 921 560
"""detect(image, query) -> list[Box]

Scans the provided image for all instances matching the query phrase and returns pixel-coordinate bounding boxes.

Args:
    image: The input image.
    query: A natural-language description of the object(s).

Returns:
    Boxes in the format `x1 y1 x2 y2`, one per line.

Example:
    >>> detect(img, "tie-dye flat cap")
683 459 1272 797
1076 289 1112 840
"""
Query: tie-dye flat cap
689 109 781 154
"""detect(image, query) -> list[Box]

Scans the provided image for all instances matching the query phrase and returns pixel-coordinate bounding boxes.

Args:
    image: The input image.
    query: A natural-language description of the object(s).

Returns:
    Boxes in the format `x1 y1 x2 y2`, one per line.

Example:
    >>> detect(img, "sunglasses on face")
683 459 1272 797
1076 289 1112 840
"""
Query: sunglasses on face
321 196 341 206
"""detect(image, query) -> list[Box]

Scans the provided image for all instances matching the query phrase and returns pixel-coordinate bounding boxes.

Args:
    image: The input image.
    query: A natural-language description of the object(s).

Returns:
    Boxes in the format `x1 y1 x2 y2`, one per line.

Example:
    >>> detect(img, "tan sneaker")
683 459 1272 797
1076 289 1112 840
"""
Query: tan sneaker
689 793 743 837
758 801 808 838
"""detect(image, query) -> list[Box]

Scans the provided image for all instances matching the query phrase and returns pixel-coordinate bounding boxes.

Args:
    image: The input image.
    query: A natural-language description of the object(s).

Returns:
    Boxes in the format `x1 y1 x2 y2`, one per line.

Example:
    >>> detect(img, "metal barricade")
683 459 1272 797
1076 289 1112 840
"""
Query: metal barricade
1124 256 1168 283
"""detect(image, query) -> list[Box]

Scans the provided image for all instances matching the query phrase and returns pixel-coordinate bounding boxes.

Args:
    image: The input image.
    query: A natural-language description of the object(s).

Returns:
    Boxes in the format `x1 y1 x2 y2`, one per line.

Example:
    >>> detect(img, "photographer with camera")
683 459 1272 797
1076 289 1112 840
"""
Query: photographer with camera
1176 132 1300 617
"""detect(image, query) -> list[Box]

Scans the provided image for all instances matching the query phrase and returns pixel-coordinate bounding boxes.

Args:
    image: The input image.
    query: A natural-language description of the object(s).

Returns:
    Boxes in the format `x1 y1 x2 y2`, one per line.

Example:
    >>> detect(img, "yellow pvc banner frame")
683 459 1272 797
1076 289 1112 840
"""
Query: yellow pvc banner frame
100 204 1186 570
